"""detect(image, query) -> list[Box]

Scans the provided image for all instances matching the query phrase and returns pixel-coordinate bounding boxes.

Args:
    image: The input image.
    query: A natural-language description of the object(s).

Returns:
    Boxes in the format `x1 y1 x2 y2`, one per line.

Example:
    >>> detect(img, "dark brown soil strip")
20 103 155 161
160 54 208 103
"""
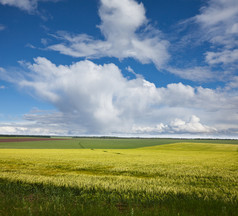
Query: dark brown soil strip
0 138 67 142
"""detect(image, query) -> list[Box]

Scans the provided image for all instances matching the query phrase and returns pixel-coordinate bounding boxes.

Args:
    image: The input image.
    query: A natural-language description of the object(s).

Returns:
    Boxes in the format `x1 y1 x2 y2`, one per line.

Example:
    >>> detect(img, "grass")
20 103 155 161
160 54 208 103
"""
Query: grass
142 142 238 151
0 137 238 149
0 140 237 215
0 138 181 149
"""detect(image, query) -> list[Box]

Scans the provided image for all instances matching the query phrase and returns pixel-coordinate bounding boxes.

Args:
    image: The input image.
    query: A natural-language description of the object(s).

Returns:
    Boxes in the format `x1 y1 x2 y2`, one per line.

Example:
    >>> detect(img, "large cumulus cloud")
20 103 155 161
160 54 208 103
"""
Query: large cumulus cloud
1 57 238 137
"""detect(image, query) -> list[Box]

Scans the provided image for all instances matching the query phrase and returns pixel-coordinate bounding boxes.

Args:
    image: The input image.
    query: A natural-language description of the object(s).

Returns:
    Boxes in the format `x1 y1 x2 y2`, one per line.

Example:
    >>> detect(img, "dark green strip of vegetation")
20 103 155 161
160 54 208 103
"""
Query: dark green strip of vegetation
0 138 238 149
0 178 237 216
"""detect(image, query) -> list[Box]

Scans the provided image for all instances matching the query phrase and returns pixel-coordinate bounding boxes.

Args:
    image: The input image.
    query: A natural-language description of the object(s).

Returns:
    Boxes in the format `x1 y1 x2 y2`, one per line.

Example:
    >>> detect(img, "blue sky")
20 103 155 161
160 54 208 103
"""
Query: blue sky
0 0 238 137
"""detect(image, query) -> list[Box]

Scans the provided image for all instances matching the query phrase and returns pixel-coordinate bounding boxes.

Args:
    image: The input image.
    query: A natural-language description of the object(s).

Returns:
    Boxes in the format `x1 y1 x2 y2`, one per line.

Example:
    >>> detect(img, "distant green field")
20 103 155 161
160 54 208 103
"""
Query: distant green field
0 137 238 149
0 141 237 215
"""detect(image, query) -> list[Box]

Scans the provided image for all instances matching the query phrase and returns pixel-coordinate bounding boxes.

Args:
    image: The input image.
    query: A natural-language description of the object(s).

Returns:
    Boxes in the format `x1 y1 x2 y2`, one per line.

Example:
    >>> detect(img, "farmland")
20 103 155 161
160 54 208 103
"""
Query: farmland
0 137 237 215
0 136 238 149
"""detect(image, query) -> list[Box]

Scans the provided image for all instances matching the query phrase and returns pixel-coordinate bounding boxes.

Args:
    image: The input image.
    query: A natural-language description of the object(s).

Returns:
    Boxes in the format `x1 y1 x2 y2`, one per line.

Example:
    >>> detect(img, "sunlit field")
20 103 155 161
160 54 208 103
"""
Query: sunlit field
0 138 237 215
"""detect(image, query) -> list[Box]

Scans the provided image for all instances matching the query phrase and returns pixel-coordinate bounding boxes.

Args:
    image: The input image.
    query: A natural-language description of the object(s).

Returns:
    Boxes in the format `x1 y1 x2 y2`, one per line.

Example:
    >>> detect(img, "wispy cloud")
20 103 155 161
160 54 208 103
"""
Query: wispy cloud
205 49 238 65
0 0 60 14
0 24 5 31
195 0 238 47
194 0 238 65
48 0 170 69
167 66 219 82
167 0 238 82
0 0 38 13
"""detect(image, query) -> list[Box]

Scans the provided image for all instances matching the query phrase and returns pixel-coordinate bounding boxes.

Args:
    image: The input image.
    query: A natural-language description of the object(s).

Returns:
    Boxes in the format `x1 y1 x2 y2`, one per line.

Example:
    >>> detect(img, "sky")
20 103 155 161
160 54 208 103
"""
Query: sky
0 0 238 138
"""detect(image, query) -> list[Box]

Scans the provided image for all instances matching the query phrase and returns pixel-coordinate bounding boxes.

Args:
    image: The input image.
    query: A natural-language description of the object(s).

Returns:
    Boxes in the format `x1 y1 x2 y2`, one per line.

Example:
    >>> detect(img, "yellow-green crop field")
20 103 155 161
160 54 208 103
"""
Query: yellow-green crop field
0 139 237 215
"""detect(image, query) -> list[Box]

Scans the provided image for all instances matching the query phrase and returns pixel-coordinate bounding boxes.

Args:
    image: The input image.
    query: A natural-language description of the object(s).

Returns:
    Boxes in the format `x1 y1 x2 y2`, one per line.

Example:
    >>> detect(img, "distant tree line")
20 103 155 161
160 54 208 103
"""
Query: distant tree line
72 136 236 141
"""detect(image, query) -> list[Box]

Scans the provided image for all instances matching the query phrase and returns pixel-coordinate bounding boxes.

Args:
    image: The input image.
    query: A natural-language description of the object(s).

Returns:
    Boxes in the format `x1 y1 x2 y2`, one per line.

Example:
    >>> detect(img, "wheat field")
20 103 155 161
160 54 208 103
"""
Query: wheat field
0 139 237 215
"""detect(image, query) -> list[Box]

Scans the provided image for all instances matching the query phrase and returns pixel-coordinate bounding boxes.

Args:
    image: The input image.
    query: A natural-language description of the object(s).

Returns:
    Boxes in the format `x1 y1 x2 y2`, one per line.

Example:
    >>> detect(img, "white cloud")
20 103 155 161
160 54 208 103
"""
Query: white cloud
230 23 238 34
132 123 167 134
1 57 238 136
0 0 59 13
48 0 170 69
172 0 238 82
0 24 5 31
195 0 238 47
226 76 238 89
41 38 48 46
194 0 238 69
0 120 67 136
196 0 238 27
0 67 7 77
132 115 215 134
169 115 215 134
16 57 161 133
167 66 217 82
205 49 238 65
0 0 38 13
